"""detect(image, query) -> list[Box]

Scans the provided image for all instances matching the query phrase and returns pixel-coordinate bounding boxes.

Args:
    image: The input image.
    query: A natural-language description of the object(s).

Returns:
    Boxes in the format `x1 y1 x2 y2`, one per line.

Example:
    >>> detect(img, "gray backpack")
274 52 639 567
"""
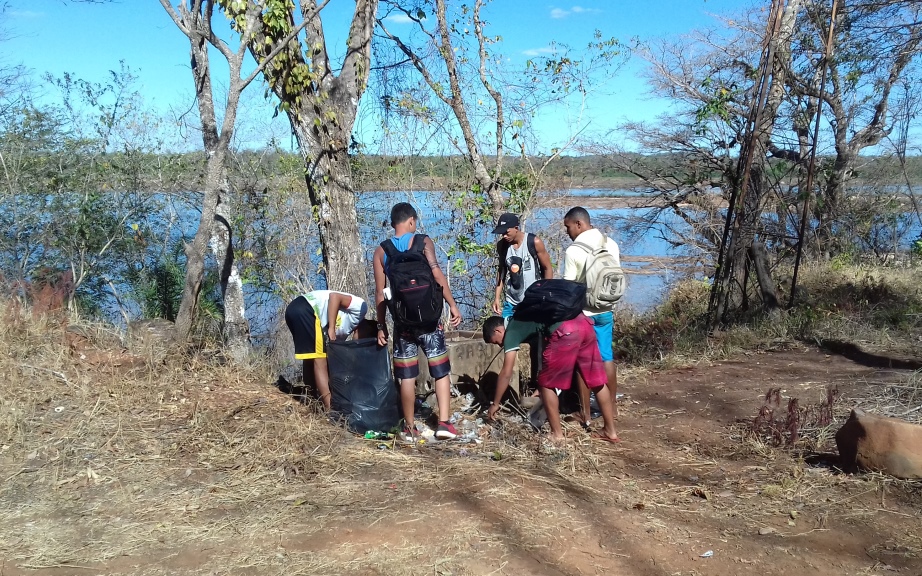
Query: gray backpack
573 240 625 309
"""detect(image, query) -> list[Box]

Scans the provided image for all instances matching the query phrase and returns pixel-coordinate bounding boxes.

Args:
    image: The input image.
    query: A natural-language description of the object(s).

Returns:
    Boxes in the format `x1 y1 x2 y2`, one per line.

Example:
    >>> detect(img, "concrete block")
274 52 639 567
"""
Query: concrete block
415 330 540 396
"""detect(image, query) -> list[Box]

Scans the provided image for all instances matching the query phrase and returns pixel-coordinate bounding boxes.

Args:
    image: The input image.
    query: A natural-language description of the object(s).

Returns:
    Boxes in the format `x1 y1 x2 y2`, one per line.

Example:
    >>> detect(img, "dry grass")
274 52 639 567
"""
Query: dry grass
3 298 922 575
617 263 922 371
849 369 922 425
0 300 641 575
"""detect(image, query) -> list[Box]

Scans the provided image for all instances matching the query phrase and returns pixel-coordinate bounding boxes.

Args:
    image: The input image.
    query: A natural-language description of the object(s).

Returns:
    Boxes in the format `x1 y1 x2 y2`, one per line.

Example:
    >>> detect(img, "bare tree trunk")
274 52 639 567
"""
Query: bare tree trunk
377 0 507 217
292 122 368 298
715 0 801 323
213 193 250 361
163 0 251 357
171 1 222 344
795 4 922 259
236 0 376 301
749 240 780 313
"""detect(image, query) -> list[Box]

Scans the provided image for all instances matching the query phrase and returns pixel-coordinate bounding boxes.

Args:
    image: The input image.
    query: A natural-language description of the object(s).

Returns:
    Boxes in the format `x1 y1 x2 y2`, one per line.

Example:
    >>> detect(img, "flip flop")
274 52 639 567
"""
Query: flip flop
590 432 621 444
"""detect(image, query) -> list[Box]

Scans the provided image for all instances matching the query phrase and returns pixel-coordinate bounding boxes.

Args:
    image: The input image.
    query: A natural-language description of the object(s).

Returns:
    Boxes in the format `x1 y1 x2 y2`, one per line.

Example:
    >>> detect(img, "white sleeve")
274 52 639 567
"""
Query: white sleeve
562 247 578 281
346 295 367 316
334 294 368 338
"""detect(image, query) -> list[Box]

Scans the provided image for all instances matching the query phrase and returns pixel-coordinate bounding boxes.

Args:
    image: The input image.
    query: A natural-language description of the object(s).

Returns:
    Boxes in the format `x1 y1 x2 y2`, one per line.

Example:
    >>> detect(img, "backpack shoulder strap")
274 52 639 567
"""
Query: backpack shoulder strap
380 238 399 260
409 233 428 253
527 233 544 277
573 241 594 254
497 238 510 281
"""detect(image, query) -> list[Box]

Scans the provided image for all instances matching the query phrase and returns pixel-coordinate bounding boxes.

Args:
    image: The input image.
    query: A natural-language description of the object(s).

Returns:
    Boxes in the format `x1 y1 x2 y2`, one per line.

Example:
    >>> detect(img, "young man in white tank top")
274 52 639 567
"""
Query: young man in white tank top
491 213 554 321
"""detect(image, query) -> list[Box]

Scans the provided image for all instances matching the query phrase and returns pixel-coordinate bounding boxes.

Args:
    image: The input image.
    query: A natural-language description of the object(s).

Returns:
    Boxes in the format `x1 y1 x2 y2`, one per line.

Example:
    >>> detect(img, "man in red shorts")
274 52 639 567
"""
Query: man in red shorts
482 314 619 443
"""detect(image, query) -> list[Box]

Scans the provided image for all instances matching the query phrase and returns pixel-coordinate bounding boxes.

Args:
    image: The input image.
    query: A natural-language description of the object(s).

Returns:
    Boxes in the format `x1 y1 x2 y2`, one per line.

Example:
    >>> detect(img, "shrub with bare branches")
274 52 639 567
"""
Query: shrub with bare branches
750 385 839 447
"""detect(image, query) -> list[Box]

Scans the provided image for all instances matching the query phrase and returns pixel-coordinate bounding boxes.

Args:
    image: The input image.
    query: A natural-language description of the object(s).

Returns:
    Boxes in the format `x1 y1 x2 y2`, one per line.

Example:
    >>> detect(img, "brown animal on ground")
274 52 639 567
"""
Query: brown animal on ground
835 408 922 479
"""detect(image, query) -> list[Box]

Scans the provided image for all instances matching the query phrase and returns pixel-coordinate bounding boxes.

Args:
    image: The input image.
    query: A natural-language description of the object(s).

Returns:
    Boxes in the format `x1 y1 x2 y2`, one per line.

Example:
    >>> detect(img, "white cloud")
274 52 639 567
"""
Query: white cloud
522 46 555 57
384 13 414 24
550 6 602 19
9 10 44 18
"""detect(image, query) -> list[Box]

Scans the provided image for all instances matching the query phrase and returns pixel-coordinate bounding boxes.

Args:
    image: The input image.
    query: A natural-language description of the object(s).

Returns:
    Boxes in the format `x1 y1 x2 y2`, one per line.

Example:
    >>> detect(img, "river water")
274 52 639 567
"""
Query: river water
354 190 698 314
105 188 922 339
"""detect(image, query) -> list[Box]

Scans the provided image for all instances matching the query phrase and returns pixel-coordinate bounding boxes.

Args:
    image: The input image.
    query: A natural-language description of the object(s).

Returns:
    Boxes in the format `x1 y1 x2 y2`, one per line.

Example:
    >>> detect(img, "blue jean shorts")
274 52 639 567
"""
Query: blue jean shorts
588 311 614 362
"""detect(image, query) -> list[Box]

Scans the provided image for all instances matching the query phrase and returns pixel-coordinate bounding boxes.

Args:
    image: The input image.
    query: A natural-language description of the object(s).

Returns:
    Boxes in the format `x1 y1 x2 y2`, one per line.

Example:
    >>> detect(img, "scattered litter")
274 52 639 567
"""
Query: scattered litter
414 398 433 419
419 424 435 439
758 527 775 536
363 430 392 440
528 400 548 431
459 393 476 412
699 550 713 558
53 406 65 413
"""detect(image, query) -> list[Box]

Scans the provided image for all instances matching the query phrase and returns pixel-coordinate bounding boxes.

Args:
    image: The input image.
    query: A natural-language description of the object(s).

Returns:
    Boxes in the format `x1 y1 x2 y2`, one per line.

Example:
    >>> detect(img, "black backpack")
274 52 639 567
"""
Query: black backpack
512 279 586 324
380 234 443 334
498 233 544 280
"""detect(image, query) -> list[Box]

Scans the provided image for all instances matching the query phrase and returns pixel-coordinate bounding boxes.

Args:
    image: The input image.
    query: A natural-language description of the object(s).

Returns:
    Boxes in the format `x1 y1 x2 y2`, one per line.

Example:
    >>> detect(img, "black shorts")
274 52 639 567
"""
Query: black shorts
285 296 326 360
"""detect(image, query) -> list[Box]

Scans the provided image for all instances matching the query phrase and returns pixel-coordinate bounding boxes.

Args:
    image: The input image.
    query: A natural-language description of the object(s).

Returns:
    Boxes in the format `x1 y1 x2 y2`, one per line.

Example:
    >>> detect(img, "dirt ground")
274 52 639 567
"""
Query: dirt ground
2 337 921 576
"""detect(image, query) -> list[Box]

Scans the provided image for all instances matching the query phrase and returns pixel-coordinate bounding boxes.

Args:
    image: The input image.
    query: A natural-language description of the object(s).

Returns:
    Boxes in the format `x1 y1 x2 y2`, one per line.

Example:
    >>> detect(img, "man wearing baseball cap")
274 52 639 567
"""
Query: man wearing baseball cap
491 212 553 321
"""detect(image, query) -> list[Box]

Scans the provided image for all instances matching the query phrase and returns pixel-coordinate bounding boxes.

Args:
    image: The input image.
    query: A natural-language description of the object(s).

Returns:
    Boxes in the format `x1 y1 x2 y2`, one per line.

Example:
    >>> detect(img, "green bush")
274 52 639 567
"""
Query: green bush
615 279 710 364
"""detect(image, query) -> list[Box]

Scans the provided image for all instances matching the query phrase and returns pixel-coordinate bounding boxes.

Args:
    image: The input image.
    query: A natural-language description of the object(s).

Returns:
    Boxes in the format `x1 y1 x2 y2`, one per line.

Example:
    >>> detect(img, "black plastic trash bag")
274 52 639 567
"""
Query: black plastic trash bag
327 338 400 434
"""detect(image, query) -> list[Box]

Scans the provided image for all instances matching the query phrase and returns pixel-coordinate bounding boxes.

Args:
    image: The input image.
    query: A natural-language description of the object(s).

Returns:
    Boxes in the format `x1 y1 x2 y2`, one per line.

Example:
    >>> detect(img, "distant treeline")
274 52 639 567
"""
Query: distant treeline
350 154 639 190
65 151 922 193
350 153 922 191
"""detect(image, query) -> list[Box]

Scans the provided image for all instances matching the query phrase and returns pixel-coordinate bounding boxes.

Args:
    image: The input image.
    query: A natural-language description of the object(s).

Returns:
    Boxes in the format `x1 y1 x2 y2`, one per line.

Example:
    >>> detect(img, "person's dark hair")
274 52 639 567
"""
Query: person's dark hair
564 206 591 225
356 318 379 339
481 316 505 343
390 202 418 226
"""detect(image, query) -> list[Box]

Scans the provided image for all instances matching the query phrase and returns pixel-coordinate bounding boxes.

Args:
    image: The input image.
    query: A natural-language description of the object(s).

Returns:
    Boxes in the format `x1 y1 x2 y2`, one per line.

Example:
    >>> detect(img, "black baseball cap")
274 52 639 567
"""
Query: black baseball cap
491 213 520 234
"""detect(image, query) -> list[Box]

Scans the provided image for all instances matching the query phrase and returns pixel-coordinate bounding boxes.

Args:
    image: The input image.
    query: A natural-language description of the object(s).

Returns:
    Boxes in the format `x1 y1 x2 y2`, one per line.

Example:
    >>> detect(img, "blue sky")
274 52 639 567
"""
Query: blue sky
5 0 746 151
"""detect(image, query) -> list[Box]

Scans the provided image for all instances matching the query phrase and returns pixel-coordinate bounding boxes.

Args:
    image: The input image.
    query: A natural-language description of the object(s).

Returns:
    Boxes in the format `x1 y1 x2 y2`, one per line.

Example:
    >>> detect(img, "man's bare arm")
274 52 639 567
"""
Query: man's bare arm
326 292 353 339
488 350 518 419
423 237 461 326
372 246 389 345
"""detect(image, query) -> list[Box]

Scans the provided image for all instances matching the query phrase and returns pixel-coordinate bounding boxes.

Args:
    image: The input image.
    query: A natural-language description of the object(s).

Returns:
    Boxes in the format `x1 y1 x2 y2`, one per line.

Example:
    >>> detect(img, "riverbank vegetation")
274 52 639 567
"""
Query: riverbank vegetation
1 0 921 364
616 262 922 368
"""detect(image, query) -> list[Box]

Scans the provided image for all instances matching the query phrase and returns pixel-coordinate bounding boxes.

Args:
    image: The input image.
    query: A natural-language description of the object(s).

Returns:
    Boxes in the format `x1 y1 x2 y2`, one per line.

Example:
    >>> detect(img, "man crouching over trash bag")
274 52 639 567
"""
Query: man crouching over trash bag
285 290 377 409
481 279 619 445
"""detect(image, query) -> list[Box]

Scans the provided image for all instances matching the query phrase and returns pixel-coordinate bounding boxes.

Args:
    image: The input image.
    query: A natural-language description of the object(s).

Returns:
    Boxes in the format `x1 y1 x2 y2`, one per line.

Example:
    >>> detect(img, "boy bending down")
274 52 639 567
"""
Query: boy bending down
285 290 375 409
482 314 619 443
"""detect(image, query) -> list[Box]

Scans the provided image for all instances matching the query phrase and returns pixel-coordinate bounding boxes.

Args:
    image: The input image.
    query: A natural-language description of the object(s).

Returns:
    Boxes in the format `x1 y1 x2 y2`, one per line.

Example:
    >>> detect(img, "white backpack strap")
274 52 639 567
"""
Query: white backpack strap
573 241 594 253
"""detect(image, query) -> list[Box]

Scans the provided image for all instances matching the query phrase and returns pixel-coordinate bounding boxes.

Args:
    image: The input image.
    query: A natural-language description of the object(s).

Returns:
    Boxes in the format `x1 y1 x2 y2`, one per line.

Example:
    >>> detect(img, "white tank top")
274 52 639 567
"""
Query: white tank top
505 237 539 306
